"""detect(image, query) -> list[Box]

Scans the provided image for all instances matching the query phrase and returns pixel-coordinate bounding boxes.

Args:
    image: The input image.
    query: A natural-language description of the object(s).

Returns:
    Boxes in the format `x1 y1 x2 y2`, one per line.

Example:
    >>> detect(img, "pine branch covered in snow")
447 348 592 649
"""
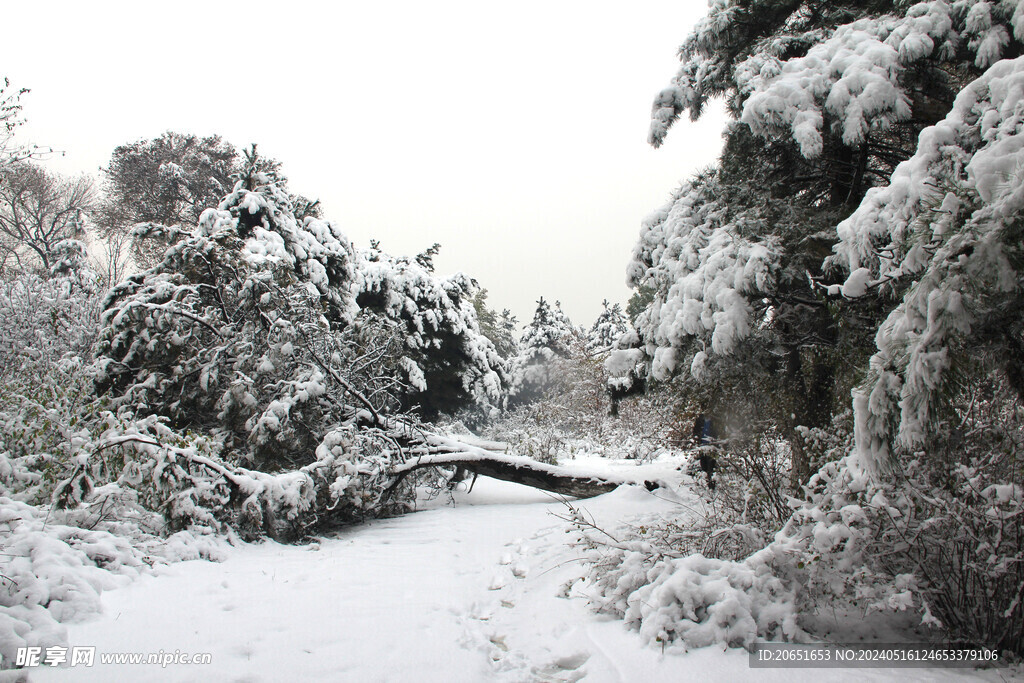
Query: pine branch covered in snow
354 244 507 420
650 1 1021 150
833 55 1024 475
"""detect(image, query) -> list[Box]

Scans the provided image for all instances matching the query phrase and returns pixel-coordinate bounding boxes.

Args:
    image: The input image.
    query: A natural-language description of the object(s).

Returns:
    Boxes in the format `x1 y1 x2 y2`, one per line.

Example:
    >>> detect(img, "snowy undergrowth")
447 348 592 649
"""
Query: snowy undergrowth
0 495 225 670
575 448 1024 656
570 482 805 652
15 471 1017 682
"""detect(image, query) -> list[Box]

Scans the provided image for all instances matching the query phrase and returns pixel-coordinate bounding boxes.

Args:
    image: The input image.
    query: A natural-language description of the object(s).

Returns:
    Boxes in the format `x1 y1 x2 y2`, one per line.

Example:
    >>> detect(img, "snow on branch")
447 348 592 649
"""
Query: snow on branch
650 1 1022 154
833 55 1024 474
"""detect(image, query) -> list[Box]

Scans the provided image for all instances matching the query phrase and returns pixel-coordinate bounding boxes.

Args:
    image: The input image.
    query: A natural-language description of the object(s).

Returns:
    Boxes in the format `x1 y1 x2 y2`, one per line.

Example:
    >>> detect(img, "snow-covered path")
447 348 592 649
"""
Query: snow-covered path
27 478 1012 683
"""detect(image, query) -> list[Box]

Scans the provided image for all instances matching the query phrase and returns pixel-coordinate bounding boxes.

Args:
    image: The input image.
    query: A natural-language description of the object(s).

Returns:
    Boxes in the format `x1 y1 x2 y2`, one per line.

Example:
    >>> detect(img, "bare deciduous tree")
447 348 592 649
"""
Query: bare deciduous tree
97 132 321 269
0 163 95 272
0 78 34 170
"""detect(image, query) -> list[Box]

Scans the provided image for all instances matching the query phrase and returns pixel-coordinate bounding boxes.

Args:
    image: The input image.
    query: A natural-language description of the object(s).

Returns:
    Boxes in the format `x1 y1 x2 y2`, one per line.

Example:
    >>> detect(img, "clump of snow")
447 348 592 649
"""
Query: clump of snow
840 267 873 298
604 348 644 392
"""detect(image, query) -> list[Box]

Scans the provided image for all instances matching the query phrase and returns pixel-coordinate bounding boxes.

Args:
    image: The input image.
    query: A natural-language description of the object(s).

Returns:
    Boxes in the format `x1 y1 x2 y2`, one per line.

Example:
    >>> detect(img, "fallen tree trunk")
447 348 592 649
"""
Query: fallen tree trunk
388 435 661 499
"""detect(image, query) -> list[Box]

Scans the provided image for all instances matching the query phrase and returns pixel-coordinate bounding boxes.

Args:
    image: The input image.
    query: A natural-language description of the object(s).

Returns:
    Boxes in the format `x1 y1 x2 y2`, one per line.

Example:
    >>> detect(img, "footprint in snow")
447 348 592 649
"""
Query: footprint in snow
532 651 590 682
468 601 493 621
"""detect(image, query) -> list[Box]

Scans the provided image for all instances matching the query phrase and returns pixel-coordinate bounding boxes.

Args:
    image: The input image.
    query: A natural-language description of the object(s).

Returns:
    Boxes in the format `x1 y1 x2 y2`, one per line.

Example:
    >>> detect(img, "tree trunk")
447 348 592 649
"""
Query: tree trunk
387 450 659 500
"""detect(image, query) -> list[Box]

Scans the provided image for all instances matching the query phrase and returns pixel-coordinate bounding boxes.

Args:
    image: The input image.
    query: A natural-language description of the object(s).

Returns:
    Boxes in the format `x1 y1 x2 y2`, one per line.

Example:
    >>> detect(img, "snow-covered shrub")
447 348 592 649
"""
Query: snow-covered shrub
765 438 1022 656
793 409 855 478
814 378 1023 654
571 498 801 651
712 427 794 530
581 388 1019 653
0 495 224 671
578 456 914 652
0 250 102 503
623 553 801 650
640 395 1019 654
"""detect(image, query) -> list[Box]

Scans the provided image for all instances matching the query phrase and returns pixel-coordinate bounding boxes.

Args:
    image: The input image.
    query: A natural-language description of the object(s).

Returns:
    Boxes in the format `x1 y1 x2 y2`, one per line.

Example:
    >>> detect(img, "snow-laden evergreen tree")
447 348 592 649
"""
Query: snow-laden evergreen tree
84 151 509 539
354 244 506 420
625 0 1024 485
95 167 361 464
91 163 408 534
472 288 519 360
586 300 631 355
590 0 1024 655
519 297 575 355
507 298 577 407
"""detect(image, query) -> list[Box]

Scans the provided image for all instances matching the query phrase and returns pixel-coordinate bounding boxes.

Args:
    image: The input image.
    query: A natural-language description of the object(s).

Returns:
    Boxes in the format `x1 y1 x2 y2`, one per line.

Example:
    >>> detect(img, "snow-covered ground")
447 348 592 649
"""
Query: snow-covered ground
22 462 1017 682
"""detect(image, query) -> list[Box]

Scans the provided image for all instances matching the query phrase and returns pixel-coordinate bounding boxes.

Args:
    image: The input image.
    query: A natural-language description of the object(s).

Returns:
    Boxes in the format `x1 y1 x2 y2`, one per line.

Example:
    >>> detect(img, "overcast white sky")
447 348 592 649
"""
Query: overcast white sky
1 0 726 327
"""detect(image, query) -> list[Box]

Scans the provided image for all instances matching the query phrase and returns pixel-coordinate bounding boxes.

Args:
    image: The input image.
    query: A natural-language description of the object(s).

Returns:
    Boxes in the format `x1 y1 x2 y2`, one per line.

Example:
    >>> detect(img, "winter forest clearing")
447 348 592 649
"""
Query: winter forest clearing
4 0 1024 680
19 473 1014 683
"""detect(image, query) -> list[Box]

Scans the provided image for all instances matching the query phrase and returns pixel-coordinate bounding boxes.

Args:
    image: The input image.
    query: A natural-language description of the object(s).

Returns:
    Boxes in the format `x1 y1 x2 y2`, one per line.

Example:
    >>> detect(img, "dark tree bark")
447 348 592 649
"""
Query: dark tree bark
387 451 659 499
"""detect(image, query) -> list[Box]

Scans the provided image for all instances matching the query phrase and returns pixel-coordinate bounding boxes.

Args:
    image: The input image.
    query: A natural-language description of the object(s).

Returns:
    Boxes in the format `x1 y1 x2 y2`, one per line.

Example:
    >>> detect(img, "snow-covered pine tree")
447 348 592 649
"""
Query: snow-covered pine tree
625 0 1023 485
592 0 1024 654
354 244 506 420
85 160 421 538
87 150 513 538
507 297 577 407
472 288 519 360
586 300 631 355
94 164 366 467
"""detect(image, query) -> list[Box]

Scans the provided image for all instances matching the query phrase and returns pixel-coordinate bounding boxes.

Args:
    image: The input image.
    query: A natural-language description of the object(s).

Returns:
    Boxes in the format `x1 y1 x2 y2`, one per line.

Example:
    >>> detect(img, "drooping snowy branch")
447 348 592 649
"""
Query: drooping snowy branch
625 173 779 380
650 1 1024 152
833 56 1024 474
